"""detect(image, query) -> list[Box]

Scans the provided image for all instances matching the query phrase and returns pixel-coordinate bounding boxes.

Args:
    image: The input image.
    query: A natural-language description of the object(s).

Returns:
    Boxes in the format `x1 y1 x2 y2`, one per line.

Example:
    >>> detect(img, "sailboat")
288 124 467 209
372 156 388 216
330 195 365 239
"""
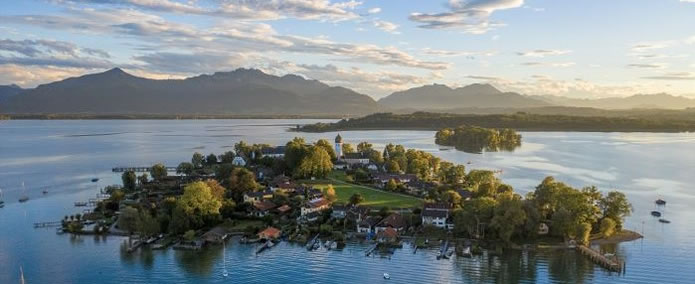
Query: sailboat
20 266 26 284
222 241 229 277
0 188 5 208
18 182 29 203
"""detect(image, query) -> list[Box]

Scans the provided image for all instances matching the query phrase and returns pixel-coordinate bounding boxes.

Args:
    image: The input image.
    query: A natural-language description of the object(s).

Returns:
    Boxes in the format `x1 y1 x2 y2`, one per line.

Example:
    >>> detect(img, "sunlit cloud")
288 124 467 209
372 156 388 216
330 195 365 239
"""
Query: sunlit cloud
409 0 524 34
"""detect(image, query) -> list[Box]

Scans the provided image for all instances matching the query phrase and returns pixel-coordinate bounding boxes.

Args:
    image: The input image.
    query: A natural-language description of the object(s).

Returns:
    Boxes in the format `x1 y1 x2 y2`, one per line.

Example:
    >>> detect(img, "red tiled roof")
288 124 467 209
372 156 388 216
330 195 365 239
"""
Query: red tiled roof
276 204 291 213
258 227 281 239
378 227 398 239
254 200 277 211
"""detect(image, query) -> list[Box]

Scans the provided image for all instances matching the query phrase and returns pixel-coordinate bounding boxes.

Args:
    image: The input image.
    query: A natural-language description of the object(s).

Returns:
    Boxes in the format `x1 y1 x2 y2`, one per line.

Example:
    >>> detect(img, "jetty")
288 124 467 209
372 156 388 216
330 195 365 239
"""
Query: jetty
34 221 62 228
112 166 177 173
577 245 624 273
306 234 320 251
365 243 379 256
256 240 274 254
437 240 450 260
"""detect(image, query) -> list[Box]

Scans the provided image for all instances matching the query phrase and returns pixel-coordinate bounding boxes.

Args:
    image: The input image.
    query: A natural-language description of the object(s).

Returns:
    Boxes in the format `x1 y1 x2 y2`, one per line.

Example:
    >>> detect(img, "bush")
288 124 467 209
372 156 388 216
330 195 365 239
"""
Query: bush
183 230 196 241
319 224 333 236
600 218 616 238
576 222 592 245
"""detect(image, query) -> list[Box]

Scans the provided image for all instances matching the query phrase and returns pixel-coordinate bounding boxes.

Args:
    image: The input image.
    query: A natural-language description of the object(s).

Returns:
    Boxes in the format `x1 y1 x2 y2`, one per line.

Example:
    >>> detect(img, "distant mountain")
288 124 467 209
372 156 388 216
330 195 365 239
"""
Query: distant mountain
533 93 695 109
0 84 25 103
0 68 379 115
378 83 550 110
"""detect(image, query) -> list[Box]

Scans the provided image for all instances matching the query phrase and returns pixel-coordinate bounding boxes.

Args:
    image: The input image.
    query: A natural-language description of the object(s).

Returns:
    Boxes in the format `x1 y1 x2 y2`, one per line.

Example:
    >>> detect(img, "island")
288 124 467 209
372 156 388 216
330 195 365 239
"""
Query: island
435 125 522 153
59 134 639 272
297 112 695 132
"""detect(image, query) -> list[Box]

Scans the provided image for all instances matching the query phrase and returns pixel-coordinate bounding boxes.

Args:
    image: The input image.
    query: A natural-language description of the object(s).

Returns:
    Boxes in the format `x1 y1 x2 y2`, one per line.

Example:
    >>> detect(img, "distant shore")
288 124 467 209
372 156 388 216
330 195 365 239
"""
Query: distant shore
0 113 345 120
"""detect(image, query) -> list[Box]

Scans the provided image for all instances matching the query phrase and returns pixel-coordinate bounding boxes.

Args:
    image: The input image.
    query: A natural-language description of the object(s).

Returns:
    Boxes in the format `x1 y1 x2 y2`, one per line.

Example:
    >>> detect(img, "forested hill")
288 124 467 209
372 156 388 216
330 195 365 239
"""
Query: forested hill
297 112 695 133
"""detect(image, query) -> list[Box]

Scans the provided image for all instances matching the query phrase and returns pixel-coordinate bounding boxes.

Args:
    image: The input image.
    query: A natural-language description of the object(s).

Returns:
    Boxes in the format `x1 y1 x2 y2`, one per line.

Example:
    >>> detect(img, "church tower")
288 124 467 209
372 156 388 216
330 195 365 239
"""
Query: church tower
335 134 343 158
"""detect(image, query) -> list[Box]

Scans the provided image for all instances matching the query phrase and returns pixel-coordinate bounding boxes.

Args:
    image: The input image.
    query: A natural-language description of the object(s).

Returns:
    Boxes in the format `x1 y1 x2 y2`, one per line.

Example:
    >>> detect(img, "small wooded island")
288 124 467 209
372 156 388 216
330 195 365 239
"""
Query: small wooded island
59 135 639 271
435 126 522 153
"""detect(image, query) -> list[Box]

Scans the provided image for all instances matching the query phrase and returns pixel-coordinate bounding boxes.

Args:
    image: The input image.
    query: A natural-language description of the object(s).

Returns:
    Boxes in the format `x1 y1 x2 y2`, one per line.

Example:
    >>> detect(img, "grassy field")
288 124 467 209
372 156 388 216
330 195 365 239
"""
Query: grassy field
303 171 423 209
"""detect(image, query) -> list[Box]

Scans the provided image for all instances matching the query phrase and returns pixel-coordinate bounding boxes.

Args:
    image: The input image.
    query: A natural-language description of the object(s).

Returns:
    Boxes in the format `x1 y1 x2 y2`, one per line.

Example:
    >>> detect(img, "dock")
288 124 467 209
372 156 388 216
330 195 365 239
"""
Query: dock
112 166 177 173
365 244 379 256
256 240 274 254
306 234 320 251
577 245 624 272
437 240 450 260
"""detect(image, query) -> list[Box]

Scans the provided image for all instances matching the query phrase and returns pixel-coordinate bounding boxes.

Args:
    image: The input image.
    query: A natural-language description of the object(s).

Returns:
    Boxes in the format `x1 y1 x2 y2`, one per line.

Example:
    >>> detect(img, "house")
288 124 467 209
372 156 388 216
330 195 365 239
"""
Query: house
276 204 292 214
372 173 417 185
251 200 277 217
300 197 332 216
421 202 453 229
258 227 281 240
232 156 246 166
333 161 348 170
375 213 406 232
331 205 347 219
376 227 399 243
341 152 371 165
243 190 273 203
357 216 381 233
261 146 286 158
294 186 323 200
366 163 379 171
202 226 229 244
303 211 322 223
538 223 549 235
346 206 370 223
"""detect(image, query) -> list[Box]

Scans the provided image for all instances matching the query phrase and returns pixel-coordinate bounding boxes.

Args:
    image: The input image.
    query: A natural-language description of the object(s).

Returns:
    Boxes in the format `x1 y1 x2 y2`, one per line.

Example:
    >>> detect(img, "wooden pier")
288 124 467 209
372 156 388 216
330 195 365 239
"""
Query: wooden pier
112 166 177 173
365 244 379 256
577 245 624 272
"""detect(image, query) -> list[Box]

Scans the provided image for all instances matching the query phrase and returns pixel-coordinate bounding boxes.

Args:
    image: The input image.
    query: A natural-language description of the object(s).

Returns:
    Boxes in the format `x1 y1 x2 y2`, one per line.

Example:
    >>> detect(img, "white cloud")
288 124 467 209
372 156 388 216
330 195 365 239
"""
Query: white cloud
517 49 572 57
367 7 381 14
465 74 645 98
409 0 524 33
373 20 399 34
627 63 667 69
643 72 695 80
630 41 674 51
422 48 496 58
520 62 575 68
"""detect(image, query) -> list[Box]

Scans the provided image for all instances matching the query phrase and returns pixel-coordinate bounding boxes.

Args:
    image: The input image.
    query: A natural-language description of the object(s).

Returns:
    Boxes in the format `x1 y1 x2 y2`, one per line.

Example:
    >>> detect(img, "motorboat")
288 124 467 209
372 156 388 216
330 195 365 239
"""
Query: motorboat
651 211 662 217
655 199 666 206
659 219 671 224
91 178 100 183
383 273 390 280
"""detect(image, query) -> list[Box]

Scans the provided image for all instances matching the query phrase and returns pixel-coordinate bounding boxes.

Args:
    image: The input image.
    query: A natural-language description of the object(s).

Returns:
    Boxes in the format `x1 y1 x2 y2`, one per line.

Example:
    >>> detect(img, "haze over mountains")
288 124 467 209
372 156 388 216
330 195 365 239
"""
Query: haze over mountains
1 68 694 115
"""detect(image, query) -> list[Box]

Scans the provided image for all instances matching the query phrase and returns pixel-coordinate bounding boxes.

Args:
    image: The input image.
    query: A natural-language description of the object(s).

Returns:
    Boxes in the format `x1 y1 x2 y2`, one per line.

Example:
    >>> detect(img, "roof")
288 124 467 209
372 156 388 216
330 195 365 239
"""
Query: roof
258 227 281 238
343 152 368 160
422 209 448 218
261 146 286 155
307 198 331 208
276 204 291 213
376 213 405 229
246 190 273 198
253 200 277 211
377 227 399 239
359 216 382 227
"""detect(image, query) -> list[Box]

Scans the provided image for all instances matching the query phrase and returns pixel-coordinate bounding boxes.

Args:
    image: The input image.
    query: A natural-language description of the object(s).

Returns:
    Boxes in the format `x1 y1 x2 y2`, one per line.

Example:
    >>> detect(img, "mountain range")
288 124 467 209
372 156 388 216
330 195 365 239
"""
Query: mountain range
1 68 694 115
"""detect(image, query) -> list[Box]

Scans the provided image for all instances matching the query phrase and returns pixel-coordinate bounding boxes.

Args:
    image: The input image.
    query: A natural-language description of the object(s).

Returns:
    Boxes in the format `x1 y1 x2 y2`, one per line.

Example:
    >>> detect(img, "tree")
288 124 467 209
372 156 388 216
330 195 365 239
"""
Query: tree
324 185 337 202
385 179 398 191
205 179 225 202
150 163 168 182
219 151 236 164
206 153 218 166
183 230 196 241
599 191 632 230
176 162 194 176
137 211 160 238
296 146 333 178
137 173 149 187
118 206 139 236
444 165 466 185
315 139 337 160
600 217 616 238
174 181 223 231
227 167 258 201
349 193 364 205
385 160 401 173
490 194 526 244
576 222 592 245
191 152 204 168
121 170 137 191
357 142 373 153
442 190 463 207
342 143 355 154
285 137 309 169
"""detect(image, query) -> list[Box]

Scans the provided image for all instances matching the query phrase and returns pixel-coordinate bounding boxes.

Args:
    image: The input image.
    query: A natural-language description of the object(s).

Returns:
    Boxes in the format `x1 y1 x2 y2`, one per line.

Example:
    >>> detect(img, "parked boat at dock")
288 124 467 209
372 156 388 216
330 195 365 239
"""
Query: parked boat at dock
651 211 662 217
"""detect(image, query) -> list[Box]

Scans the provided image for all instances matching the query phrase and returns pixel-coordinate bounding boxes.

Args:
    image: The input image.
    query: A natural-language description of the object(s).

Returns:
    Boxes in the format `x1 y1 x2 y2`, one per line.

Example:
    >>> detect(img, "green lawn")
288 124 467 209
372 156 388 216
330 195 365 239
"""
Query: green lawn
305 171 423 209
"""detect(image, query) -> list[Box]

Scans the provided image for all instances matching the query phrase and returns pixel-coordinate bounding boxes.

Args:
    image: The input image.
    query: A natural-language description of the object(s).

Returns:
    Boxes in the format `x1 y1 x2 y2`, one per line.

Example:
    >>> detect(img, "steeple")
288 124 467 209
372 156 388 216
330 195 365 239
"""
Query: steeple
334 134 343 158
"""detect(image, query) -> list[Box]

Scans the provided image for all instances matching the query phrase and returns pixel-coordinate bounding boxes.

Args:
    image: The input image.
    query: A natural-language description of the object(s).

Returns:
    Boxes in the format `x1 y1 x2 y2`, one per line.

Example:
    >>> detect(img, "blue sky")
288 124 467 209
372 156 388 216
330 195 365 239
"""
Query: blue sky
1 0 694 98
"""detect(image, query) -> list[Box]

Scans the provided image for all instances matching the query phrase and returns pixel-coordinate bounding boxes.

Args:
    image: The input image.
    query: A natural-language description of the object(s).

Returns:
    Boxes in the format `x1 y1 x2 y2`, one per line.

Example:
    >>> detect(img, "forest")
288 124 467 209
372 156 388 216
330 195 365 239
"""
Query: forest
435 125 522 153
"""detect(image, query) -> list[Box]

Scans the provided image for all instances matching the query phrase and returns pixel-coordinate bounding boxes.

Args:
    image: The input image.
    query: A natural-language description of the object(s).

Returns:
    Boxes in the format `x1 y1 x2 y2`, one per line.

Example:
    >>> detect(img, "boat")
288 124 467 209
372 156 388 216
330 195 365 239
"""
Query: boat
74 202 88 207
0 188 5 208
42 190 48 195
330 241 338 250
461 246 472 258
56 227 65 235
659 218 671 224
383 273 390 280
91 178 99 183
651 211 662 217
655 199 666 206
18 182 29 203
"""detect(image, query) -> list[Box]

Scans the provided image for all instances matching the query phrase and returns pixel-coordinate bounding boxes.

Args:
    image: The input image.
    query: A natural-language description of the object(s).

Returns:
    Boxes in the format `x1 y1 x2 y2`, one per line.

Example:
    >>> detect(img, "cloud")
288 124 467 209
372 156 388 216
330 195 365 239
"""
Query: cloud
516 49 571 57
627 63 667 69
642 72 695 80
465 75 502 81
422 48 496 57
367 7 381 14
409 0 524 33
133 52 258 74
465 74 644 98
520 62 575 67
630 41 674 51
0 64 94 87
0 38 113 69
58 0 363 21
373 20 399 34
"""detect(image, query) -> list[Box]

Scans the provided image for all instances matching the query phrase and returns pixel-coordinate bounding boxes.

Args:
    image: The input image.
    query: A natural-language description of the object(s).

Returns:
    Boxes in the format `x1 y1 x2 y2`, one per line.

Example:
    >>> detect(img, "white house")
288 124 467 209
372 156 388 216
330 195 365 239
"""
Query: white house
232 156 246 166
342 152 371 165
421 203 453 230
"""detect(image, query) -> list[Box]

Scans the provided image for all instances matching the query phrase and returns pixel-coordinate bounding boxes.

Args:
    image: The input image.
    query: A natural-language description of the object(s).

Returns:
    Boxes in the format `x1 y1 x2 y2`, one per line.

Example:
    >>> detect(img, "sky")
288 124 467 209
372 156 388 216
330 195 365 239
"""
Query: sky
0 0 694 99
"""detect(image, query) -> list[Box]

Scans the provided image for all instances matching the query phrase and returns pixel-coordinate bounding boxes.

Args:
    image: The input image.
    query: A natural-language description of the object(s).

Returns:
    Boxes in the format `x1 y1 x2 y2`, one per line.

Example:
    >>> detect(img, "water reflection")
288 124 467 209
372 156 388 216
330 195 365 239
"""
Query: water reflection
175 245 223 277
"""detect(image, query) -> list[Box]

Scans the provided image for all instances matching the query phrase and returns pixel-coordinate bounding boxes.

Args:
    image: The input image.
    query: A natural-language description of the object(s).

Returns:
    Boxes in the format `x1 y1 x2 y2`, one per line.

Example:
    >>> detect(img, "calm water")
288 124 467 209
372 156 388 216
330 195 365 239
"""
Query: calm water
1 120 694 283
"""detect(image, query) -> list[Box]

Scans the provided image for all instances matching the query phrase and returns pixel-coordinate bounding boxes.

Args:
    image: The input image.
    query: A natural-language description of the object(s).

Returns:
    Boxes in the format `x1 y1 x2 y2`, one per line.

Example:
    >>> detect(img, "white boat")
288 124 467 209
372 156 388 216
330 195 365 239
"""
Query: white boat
383 273 390 280
18 182 29 203
0 188 5 208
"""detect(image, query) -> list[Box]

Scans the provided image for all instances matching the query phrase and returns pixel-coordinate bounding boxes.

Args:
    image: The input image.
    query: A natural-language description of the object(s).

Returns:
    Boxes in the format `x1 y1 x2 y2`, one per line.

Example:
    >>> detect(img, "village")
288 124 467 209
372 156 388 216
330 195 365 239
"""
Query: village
54 134 635 271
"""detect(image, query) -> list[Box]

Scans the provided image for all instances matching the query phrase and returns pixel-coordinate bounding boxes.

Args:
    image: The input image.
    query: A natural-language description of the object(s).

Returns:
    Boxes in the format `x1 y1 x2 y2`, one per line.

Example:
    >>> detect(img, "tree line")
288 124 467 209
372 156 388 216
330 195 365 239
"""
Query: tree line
435 125 522 153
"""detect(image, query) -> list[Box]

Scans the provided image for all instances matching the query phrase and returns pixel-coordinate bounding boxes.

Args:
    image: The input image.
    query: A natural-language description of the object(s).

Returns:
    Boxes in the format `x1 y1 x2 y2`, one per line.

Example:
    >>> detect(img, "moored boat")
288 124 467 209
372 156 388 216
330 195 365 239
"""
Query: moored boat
659 218 671 224
651 211 662 217
655 199 666 206
383 273 390 280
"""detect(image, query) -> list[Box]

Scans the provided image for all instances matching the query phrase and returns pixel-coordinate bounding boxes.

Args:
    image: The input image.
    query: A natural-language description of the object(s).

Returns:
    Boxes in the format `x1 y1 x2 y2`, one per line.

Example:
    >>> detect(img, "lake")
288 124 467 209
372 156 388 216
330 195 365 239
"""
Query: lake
1 119 694 283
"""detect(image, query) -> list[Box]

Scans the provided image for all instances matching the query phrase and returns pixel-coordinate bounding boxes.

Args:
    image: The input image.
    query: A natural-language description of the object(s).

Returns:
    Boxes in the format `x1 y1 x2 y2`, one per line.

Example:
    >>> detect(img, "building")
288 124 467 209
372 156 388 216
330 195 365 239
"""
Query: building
342 152 371 165
421 203 453 229
258 227 281 240
375 213 406 232
243 190 273 203
357 216 381 233
373 173 417 185
334 134 343 158
376 227 399 243
276 204 292 214
261 146 286 158
331 205 347 219
232 156 246 166
300 197 332 216
202 227 229 244
538 223 550 235
251 200 277 217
